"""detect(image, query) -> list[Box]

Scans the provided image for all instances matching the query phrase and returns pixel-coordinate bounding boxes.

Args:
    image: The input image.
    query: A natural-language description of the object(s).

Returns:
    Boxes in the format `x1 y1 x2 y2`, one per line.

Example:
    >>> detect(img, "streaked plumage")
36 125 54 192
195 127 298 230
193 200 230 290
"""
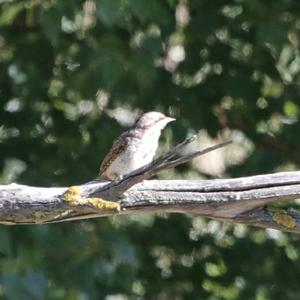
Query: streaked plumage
99 111 175 180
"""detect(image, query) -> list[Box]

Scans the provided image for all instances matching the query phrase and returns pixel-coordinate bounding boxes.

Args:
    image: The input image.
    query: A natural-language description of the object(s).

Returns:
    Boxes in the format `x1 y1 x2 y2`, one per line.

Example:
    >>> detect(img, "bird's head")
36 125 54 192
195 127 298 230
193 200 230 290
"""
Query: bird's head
135 111 175 131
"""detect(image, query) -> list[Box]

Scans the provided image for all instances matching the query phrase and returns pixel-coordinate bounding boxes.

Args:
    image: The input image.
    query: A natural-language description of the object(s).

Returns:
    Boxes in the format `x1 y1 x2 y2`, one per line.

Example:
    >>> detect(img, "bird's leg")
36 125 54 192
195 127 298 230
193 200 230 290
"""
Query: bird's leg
116 175 124 181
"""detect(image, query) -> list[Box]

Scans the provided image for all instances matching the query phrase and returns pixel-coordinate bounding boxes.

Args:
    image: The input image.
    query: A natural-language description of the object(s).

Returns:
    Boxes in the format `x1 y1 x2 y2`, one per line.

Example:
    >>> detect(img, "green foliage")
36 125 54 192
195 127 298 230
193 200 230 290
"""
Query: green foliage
1 0 300 299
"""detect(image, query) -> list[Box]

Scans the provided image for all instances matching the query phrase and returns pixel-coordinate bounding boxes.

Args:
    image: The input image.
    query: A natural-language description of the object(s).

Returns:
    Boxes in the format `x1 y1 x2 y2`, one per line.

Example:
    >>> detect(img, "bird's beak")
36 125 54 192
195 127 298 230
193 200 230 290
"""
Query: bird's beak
166 117 176 123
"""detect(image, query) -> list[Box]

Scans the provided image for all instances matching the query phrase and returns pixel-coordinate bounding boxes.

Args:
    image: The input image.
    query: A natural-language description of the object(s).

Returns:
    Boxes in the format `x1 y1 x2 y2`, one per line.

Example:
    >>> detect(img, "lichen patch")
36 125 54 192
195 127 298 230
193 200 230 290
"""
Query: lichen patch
63 186 120 211
273 211 296 229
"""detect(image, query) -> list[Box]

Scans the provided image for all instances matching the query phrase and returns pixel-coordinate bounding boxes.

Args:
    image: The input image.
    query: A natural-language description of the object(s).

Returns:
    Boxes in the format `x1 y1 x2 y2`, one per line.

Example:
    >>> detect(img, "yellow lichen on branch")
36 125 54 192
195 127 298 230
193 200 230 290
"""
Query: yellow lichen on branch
63 186 120 211
272 211 296 229
87 197 120 210
63 186 82 202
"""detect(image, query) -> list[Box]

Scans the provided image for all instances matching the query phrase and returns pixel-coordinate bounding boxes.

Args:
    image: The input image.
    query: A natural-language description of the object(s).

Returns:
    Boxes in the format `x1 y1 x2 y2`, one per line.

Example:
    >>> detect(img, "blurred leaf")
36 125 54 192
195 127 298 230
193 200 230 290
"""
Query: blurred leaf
0 3 23 26
284 101 299 117
39 7 62 46
257 23 288 54
96 0 123 27
2 271 46 300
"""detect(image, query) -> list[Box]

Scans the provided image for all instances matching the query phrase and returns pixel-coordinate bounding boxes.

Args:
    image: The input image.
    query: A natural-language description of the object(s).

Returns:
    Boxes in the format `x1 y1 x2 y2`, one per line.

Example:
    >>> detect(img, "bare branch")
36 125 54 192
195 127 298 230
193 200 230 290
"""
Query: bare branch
1 136 300 233
1 172 300 233
230 207 300 233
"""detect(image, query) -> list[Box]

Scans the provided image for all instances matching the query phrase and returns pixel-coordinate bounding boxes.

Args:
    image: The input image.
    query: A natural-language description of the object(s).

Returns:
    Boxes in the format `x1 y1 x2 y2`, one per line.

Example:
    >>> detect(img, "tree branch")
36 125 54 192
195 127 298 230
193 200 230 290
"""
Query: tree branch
1 136 300 233
1 172 300 232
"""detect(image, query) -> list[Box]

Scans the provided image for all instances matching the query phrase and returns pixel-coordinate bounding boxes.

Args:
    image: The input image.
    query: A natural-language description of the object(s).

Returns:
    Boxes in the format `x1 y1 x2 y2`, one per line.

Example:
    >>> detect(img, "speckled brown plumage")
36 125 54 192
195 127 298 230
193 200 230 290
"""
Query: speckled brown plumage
99 132 131 177
98 112 175 180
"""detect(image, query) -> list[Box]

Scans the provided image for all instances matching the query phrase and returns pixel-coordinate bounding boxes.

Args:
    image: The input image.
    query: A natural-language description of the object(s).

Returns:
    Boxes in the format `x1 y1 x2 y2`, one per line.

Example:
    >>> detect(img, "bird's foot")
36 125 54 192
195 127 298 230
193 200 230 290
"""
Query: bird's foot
116 175 124 181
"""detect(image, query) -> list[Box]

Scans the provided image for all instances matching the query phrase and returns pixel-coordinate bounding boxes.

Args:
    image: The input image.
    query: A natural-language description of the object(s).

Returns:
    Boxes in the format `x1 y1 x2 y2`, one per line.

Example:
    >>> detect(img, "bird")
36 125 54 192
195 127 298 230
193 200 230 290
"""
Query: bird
99 111 175 180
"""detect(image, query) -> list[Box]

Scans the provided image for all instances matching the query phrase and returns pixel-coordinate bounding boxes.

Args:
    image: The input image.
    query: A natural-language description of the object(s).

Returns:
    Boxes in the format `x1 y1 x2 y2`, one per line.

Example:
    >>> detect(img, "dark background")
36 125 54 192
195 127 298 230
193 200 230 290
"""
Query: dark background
1 0 300 299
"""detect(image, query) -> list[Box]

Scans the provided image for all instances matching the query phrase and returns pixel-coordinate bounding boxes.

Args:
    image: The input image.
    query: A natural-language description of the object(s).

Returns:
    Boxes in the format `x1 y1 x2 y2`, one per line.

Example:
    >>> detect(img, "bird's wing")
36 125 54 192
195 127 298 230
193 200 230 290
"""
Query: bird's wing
98 132 131 178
